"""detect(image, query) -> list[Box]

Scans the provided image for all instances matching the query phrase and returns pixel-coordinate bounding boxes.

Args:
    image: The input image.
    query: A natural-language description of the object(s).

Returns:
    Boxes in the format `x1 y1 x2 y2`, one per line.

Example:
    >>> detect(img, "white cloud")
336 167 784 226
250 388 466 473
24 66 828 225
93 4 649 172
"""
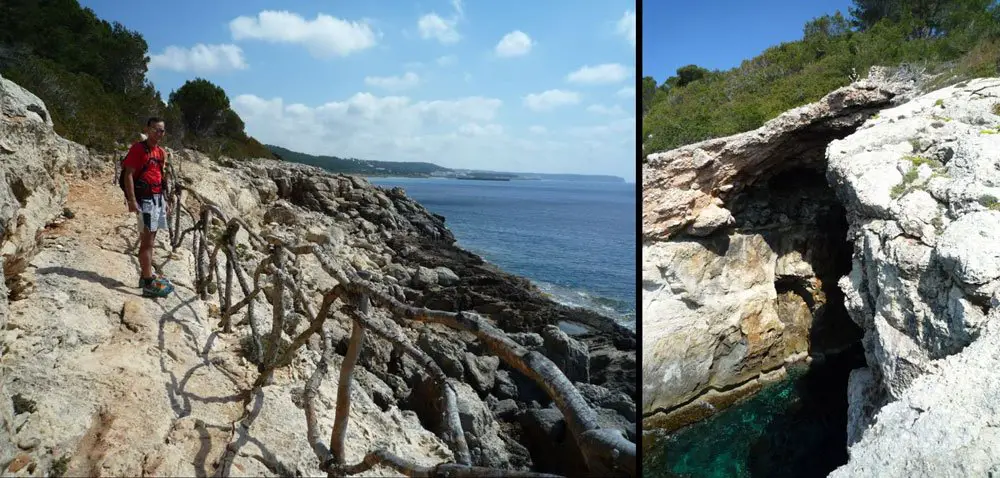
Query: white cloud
229 10 376 58
570 116 635 138
364 72 421 91
523 90 581 112
529 125 547 134
437 55 457 66
495 31 533 57
418 13 460 44
587 104 626 116
232 92 633 178
418 0 464 44
617 10 636 48
148 44 247 73
567 63 631 84
459 123 503 136
616 86 636 98
234 93 502 137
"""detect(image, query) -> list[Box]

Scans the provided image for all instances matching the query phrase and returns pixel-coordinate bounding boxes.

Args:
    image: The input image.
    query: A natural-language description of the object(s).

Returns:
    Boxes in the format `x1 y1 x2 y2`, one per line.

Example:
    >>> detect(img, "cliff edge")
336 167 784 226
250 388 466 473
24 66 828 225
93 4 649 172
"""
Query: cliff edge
643 65 1000 475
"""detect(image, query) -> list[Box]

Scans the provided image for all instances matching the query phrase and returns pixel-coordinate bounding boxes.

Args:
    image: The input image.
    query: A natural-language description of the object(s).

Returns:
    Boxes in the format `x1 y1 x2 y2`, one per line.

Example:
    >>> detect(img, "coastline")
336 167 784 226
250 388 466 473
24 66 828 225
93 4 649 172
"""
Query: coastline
367 176 636 331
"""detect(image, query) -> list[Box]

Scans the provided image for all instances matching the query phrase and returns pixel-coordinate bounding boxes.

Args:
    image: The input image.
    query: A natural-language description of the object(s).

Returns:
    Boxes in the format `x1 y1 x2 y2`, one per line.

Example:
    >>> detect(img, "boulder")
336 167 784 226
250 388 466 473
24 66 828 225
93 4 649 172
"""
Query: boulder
452 381 512 468
434 266 460 286
412 266 439 289
540 325 589 384
416 330 466 380
463 352 499 394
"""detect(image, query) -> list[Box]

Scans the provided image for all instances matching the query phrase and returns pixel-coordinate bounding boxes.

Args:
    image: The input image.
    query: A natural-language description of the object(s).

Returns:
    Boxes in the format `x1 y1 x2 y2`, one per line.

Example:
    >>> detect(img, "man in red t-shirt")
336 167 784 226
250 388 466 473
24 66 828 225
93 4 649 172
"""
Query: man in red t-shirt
122 117 173 297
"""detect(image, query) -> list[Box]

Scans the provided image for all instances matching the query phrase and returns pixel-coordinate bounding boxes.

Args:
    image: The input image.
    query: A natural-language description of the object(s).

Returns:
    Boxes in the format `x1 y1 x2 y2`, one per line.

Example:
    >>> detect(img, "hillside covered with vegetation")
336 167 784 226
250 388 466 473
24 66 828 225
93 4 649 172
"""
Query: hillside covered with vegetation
643 0 1000 154
268 145 449 177
0 0 272 160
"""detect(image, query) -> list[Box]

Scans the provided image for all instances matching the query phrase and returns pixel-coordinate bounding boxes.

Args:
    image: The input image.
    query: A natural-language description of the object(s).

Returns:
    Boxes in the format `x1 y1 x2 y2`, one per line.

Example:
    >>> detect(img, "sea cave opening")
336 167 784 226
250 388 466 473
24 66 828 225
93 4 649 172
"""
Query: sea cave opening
650 165 867 478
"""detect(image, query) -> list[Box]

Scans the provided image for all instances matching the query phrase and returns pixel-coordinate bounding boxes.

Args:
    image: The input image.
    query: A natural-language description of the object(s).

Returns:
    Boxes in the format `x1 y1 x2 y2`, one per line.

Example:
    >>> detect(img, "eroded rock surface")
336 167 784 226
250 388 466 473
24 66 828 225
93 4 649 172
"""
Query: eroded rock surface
827 77 1000 472
645 68 1000 474
641 68 914 431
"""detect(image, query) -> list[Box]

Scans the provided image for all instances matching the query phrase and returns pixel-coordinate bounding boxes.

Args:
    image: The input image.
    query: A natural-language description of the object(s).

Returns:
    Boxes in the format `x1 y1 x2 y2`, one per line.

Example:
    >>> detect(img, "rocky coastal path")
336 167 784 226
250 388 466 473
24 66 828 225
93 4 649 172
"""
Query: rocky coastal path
2 174 451 476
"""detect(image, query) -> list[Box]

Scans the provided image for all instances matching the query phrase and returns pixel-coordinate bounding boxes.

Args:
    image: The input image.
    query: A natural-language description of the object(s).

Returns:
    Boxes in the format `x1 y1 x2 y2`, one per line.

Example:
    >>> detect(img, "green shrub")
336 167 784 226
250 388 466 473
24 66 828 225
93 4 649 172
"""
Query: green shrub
980 195 1000 210
0 1 273 158
644 3 1000 153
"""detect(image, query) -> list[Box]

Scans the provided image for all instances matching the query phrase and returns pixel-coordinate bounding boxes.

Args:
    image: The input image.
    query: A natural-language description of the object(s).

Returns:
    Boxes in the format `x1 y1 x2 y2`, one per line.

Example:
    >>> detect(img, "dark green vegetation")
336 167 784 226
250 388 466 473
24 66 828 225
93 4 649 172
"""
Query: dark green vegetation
270 145 627 181
268 144 450 177
643 0 1000 154
0 0 272 159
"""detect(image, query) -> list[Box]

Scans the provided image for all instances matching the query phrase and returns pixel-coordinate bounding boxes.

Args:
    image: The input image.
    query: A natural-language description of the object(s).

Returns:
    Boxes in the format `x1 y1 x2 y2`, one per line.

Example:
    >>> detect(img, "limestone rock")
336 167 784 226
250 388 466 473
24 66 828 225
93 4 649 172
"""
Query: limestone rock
643 67 910 241
416 330 466 380
845 367 881 447
492 369 518 400
540 325 589 384
452 381 511 468
463 352 499 394
686 203 734 236
412 266 439 289
385 262 411 282
264 200 300 225
827 77 1000 473
0 73 86 281
120 299 145 332
832 316 1000 477
434 266 460 286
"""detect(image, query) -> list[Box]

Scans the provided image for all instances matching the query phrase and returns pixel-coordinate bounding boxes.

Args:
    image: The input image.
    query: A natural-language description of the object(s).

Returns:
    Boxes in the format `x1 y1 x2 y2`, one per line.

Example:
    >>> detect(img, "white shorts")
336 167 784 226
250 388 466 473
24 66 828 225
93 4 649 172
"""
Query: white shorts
137 194 168 233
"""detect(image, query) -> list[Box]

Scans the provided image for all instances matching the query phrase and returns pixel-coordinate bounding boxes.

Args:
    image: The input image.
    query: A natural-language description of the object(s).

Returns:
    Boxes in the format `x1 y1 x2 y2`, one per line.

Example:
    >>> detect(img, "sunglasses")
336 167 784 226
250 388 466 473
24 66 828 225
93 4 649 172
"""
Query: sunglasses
152 128 166 134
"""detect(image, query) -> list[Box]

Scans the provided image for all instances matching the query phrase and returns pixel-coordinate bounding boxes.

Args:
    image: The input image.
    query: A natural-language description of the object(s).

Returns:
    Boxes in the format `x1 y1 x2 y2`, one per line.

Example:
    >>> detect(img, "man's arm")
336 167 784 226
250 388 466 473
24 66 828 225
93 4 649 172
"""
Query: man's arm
124 166 139 212
122 144 144 212
162 150 170 197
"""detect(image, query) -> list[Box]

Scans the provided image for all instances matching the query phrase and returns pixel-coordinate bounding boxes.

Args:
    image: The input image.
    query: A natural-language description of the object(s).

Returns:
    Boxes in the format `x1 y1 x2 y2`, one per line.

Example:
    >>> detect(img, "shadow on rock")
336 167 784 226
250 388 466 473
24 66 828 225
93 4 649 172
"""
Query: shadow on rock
35 266 130 292
156 296 244 419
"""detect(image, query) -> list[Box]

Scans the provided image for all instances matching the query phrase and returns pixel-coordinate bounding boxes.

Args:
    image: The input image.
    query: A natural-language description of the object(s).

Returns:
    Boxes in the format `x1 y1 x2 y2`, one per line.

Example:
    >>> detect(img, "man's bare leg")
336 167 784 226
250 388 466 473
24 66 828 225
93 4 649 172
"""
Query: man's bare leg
139 229 154 279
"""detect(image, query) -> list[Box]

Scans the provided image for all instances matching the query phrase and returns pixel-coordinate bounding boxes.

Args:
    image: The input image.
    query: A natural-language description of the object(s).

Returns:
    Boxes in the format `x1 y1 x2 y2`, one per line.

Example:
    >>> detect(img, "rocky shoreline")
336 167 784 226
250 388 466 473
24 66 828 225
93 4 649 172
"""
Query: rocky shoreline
240 158 639 473
0 72 635 476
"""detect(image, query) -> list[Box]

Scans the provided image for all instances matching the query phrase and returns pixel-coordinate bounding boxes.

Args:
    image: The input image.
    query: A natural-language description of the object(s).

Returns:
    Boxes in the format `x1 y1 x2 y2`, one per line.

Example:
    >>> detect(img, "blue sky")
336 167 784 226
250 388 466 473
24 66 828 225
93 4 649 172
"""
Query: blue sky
642 0 855 83
79 0 636 180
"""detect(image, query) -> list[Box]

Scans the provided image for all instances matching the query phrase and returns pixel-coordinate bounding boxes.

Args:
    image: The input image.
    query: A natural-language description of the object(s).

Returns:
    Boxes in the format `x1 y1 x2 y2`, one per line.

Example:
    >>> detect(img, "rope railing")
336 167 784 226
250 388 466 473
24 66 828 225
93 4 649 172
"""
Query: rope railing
161 164 636 477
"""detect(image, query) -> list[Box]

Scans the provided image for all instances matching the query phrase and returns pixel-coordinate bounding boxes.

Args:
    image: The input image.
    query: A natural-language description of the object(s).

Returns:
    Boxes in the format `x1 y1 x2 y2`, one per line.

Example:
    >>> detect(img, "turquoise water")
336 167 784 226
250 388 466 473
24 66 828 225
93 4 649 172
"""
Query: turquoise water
644 345 864 478
369 177 635 329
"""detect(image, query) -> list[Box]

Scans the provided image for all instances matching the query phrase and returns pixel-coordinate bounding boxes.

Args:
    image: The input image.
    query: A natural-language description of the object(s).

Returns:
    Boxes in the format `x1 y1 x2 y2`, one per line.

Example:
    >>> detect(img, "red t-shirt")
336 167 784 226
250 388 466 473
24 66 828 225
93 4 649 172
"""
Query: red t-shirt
122 141 166 195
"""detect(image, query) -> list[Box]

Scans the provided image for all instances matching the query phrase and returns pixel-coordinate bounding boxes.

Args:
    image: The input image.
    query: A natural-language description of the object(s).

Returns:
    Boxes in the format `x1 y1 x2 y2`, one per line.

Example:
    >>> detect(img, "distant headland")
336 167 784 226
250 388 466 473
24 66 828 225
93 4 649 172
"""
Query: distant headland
267 144 627 183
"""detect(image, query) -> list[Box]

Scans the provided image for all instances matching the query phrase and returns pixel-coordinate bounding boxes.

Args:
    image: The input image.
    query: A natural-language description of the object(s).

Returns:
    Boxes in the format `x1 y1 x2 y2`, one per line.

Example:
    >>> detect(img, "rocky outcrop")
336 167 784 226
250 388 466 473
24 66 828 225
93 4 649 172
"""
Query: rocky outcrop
0 75 97 293
0 73 99 472
829 313 1000 477
641 67 917 432
0 73 636 476
825 77 1000 473
645 64 1000 473
643 67 918 242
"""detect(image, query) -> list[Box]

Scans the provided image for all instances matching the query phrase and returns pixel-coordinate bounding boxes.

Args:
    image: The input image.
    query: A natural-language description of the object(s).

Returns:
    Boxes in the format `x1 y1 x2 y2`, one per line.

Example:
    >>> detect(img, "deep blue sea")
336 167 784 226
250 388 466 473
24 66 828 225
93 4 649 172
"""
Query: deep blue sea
369 177 636 329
